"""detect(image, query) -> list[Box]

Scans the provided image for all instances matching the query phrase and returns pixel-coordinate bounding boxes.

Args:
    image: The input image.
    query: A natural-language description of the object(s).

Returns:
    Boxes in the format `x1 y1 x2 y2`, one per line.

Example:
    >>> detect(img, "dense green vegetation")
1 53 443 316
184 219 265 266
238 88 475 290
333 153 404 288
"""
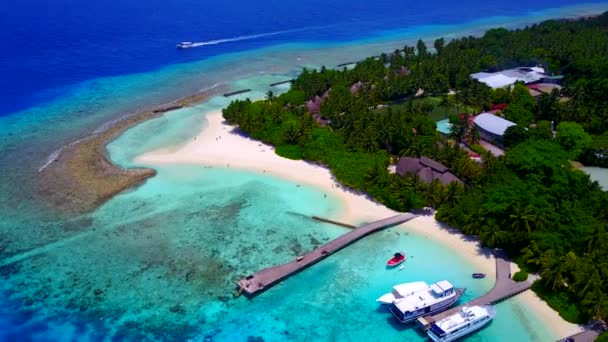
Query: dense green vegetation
512 270 528 282
223 13 608 326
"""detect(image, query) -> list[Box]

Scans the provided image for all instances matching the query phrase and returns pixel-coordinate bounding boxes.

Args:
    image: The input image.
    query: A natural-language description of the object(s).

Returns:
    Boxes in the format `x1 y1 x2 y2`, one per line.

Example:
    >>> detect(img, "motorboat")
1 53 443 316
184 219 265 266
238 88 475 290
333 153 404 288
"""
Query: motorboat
177 42 194 49
387 252 406 267
385 280 466 323
427 305 496 342
472 273 486 279
376 281 429 305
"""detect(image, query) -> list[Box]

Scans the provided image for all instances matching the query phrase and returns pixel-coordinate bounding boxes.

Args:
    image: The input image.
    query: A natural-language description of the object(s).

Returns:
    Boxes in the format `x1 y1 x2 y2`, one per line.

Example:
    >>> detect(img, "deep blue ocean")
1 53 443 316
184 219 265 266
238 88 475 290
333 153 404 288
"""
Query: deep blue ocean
2 1 608 341
1 0 607 116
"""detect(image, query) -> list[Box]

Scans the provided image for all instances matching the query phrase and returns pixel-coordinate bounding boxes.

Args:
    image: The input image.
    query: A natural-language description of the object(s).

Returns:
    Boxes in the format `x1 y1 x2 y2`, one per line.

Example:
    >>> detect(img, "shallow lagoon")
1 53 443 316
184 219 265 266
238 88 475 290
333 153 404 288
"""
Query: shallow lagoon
3 3 606 340
0 161 556 341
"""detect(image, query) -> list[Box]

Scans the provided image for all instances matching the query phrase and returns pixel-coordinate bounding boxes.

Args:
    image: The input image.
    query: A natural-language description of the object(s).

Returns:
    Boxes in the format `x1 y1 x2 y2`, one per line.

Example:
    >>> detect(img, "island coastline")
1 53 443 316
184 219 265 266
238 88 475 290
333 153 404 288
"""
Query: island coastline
138 111 583 339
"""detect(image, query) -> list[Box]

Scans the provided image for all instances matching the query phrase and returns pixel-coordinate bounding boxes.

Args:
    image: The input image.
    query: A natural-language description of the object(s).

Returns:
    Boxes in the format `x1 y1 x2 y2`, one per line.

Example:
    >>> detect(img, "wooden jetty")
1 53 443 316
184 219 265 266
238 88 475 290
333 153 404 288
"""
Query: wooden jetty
269 79 294 87
236 213 418 296
557 320 606 342
311 215 357 229
416 250 532 330
557 330 599 342
223 89 252 97
337 62 356 67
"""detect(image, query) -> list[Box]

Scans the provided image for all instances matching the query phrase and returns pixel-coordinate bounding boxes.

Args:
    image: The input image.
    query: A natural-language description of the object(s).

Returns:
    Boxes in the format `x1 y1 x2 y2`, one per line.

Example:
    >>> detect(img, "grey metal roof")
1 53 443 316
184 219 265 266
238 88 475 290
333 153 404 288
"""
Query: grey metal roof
474 113 516 136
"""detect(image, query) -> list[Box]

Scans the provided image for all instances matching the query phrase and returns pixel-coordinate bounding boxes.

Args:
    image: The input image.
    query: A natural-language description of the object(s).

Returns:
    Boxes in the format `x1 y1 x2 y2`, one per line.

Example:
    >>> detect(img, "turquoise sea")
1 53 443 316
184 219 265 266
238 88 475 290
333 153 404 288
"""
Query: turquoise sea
2 1 607 340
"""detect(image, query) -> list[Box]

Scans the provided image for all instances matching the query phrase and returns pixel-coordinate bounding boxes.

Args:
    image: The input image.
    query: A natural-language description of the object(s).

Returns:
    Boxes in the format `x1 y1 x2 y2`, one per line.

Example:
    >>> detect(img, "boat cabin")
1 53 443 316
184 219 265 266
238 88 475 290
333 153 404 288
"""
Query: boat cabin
427 305 496 342
430 280 454 297
389 280 458 323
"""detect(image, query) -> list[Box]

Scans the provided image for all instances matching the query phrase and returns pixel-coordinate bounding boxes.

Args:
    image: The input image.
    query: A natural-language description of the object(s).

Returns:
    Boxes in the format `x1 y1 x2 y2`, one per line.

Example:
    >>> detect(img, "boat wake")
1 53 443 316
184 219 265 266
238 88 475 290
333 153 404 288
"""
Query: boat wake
188 27 317 48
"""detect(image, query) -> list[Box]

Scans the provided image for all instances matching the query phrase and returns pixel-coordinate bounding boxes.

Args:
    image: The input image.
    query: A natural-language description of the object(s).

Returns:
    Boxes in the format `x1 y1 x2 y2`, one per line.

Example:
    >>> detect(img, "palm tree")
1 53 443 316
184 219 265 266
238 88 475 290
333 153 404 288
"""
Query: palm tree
455 157 479 181
361 127 380 153
445 182 463 206
574 265 601 298
283 122 302 144
439 95 451 118
584 224 608 254
586 293 608 320
467 128 480 145
542 251 577 290
463 214 486 236
239 113 257 133
266 90 275 102
400 139 424 157
509 204 537 234
480 225 505 248
521 241 543 270
426 180 447 208
365 163 389 187
481 150 497 173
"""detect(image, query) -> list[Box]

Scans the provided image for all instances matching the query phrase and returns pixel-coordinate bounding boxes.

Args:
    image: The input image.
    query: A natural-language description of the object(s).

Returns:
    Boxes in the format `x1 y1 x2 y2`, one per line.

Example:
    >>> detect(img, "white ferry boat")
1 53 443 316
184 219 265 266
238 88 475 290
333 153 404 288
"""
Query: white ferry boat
383 280 466 323
376 281 430 304
427 305 496 342
176 42 194 49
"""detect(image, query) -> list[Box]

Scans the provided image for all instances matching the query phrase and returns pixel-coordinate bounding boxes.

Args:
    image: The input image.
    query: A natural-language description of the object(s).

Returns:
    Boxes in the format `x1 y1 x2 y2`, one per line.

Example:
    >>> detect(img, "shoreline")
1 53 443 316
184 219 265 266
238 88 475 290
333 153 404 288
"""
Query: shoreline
37 85 228 214
33 4 608 215
138 111 583 339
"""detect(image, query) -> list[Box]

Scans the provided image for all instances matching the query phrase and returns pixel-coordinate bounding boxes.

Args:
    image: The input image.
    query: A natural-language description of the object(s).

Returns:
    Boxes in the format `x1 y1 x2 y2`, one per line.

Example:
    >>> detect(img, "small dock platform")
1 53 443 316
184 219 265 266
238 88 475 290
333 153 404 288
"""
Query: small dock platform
237 213 418 296
269 79 294 87
417 251 532 330
557 330 599 342
223 89 252 97
337 62 356 67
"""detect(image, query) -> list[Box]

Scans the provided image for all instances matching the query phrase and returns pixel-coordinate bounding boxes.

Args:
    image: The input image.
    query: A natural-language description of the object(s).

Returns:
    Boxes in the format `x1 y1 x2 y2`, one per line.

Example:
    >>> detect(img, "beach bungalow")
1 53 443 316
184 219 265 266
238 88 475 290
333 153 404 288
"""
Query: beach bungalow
473 113 516 146
396 157 463 185
527 83 562 97
471 66 547 89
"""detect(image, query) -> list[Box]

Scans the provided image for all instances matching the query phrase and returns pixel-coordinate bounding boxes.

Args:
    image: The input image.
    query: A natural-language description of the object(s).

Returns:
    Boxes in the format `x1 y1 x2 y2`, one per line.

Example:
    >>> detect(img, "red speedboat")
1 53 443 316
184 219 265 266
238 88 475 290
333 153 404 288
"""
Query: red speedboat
387 252 406 267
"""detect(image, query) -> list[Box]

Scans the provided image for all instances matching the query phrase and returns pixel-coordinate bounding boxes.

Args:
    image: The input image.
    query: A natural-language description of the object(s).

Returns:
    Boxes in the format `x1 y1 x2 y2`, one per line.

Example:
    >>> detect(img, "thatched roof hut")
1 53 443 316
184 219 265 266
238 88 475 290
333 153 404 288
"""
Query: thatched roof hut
396 156 462 186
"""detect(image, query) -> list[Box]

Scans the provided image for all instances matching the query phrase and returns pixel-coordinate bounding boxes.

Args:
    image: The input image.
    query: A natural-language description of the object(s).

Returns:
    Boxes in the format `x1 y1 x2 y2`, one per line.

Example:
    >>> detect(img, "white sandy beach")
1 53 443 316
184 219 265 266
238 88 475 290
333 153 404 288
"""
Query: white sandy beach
137 110 583 338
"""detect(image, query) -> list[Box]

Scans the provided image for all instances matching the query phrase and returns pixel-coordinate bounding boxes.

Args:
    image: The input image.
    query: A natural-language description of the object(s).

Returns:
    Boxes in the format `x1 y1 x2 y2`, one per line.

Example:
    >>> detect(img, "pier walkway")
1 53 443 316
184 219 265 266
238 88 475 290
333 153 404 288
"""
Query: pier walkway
237 213 418 296
558 330 599 342
417 250 532 329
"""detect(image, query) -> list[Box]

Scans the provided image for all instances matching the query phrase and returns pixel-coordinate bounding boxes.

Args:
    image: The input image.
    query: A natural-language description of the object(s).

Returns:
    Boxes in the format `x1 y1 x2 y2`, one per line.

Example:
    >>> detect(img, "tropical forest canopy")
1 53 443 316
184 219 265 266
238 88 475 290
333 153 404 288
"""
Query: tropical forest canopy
223 13 608 324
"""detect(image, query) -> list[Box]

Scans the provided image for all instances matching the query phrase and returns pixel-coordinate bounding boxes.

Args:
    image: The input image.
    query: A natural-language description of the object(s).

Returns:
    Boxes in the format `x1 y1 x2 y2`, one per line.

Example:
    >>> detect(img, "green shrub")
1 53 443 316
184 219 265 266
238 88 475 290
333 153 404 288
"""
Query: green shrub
275 144 303 160
469 144 487 155
278 90 306 106
512 270 528 282
596 332 608 342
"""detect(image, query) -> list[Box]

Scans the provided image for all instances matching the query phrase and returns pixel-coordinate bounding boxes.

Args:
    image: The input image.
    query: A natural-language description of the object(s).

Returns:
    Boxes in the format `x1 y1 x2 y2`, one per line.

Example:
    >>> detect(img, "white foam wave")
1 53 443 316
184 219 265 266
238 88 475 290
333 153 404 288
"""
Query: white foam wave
38 138 84 172
189 27 315 48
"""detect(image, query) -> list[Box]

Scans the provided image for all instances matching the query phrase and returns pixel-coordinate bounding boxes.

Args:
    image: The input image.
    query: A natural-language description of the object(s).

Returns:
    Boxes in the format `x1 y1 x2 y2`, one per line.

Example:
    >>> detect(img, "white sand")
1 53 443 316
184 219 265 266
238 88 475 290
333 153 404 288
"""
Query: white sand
137 111 583 338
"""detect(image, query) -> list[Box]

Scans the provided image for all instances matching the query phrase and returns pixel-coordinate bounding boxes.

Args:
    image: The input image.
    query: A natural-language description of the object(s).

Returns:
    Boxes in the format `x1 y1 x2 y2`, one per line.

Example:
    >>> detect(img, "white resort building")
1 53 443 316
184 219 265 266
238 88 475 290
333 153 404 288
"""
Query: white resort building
473 113 516 146
471 66 546 89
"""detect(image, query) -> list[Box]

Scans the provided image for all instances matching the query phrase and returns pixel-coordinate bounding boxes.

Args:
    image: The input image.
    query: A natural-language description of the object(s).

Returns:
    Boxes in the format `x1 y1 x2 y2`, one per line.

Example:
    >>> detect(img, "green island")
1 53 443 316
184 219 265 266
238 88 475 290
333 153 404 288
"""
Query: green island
222 13 608 327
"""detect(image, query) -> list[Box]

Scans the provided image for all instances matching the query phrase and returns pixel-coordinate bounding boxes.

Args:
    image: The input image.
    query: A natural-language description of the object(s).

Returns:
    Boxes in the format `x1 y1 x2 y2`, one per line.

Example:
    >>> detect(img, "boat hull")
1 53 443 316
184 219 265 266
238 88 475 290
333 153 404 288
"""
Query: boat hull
427 305 496 342
387 258 405 267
